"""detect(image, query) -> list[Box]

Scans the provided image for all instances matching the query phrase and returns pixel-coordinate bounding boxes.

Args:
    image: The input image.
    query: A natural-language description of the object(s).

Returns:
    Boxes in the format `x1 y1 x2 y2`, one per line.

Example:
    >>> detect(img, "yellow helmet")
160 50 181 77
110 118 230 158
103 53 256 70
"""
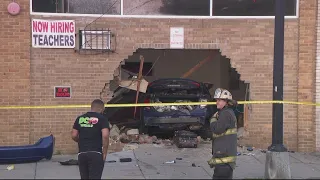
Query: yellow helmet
214 88 232 100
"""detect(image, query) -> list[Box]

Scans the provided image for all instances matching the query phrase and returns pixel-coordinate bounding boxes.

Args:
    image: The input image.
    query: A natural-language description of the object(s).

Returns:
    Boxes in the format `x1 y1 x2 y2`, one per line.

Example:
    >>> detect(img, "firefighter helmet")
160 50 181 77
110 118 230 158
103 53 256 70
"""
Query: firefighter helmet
213 88 233 100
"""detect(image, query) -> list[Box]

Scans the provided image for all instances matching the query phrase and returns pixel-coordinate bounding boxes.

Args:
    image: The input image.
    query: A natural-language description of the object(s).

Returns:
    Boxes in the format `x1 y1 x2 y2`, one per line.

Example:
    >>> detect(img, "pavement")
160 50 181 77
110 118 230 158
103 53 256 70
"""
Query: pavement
1 143 320 179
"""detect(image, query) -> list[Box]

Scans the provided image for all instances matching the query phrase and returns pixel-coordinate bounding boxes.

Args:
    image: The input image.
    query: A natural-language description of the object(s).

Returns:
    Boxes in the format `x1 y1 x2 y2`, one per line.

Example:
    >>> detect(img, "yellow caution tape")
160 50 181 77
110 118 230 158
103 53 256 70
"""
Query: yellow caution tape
0 100 319 110
212 128 237 138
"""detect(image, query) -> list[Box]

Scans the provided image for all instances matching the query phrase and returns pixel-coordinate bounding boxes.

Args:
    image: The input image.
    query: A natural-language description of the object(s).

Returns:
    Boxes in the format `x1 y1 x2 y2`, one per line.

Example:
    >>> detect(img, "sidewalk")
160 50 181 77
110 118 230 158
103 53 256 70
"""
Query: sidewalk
1 143 320 179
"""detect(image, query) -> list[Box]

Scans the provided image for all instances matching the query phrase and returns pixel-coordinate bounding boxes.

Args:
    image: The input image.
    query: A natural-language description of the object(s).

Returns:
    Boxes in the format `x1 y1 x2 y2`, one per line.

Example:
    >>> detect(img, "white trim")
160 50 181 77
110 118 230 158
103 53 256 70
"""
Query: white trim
30 12 298 19
29 0 299 19
30 0 32 14
120 0 123 15
209 0 213 16
295 0 300 18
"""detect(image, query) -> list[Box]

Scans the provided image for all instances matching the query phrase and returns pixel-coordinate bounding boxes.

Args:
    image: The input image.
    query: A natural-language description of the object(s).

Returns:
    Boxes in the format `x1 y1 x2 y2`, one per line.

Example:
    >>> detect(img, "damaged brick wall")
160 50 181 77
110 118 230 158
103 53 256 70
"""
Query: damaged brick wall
0 0 317 153
28 16 299 153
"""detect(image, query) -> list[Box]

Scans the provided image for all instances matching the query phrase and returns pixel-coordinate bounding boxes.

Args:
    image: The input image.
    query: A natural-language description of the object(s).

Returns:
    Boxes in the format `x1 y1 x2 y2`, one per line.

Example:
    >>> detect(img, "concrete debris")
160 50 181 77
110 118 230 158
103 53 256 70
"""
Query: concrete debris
109 125 120 140
108 138 125 153
237 127 244 138
139 134 158 144
153 144 164 148
120 133 139 143
197 136 202 144
107 125 176 152
123 144 139 151
161 139 174 146
127 129 139 135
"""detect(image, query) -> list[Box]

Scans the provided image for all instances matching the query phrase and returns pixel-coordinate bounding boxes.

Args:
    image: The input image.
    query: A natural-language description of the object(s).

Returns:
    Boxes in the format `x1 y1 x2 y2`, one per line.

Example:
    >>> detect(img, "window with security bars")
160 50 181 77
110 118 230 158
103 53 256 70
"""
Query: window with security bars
79 30 111 50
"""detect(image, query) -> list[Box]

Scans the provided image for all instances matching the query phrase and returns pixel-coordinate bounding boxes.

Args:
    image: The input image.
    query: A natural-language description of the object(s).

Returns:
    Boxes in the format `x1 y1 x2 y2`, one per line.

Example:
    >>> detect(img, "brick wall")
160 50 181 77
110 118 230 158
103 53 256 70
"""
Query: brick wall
0 0 31 145
298 0 317 152
28 17 299 153
0 0 318 153
315 0 320 151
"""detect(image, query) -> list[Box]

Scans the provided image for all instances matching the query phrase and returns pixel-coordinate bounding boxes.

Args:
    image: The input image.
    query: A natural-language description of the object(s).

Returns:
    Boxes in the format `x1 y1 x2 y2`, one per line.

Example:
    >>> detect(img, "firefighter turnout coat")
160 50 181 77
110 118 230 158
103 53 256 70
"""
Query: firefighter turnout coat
207 106 237 169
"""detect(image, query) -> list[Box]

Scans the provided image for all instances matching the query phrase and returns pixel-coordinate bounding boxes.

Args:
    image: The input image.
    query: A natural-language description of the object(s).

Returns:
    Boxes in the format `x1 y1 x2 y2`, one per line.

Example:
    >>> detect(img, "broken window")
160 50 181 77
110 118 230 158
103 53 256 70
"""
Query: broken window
32 0 121 15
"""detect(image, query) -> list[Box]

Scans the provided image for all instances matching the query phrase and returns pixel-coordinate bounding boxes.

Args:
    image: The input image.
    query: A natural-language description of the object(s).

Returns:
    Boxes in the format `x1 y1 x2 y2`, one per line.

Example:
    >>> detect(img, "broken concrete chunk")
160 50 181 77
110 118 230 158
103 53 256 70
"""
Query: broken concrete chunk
119 133 130 143
123 144 139 151
127 129 139 135
197 136 202 144
151 136 158 141
108 141 125 153
110 125 120 139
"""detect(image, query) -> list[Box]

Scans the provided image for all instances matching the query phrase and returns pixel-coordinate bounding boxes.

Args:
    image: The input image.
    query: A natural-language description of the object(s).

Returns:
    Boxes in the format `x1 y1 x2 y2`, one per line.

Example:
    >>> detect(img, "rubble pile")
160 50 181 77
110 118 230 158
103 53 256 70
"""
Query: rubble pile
108 124 175 153
107 123 213 153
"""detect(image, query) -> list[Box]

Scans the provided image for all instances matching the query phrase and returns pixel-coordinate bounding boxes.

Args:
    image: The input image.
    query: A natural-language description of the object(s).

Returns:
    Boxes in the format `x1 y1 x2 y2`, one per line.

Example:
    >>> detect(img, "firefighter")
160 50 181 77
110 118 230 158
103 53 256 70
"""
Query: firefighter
207 88 238 179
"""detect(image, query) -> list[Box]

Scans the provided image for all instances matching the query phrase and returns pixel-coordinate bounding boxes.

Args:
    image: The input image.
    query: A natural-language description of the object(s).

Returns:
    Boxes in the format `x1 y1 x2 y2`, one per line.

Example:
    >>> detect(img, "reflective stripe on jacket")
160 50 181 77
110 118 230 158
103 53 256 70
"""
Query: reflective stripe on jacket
207 156 236 166
212 128 237 138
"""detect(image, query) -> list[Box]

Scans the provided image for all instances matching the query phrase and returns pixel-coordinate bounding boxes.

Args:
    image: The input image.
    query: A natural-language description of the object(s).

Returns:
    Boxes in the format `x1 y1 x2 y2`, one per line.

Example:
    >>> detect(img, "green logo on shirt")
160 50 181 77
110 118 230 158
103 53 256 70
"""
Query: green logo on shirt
79 117 99 128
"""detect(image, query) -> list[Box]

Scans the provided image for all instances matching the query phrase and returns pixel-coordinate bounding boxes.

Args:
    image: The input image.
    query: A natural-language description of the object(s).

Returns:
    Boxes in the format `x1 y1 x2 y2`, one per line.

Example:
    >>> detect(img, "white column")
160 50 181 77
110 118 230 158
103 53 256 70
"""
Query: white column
210 0 213 16
120 0 124 15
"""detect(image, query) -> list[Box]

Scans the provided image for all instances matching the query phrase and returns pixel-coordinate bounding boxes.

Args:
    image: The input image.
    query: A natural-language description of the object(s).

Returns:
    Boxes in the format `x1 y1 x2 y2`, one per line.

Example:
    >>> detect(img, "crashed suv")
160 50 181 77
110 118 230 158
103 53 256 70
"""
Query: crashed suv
140 78 215 138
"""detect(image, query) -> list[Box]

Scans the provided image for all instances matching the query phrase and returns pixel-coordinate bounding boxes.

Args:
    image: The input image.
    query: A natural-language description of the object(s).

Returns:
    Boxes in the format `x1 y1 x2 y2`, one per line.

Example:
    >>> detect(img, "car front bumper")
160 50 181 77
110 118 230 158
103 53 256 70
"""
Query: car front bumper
143 116 205 129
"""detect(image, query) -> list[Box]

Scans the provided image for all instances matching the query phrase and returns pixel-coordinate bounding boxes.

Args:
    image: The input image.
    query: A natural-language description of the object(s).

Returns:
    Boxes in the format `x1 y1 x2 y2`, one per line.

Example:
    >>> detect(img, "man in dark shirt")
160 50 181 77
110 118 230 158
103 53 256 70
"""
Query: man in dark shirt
71 99 110 179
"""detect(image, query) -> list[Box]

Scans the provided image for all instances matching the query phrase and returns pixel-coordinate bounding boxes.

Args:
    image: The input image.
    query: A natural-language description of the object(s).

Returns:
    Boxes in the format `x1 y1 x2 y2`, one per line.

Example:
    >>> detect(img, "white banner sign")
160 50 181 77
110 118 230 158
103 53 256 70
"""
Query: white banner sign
170 27 184 49
32 19 76 48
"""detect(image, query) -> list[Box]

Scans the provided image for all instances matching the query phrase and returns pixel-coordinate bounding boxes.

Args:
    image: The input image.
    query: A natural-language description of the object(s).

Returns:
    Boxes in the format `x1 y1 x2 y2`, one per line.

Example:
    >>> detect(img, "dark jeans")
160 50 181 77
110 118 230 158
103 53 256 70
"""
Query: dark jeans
212 164 233 179
78 151 104 179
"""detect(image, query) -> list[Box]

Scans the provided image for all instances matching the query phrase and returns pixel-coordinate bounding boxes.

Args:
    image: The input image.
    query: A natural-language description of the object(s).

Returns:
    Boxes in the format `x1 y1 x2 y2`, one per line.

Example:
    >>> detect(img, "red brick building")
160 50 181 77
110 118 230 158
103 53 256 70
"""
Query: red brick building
0 0 317 153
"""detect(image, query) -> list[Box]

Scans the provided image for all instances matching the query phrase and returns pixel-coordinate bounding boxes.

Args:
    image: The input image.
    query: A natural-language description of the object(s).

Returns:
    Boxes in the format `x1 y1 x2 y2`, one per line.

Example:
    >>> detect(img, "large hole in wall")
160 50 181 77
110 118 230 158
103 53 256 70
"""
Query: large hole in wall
103 49 250 137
